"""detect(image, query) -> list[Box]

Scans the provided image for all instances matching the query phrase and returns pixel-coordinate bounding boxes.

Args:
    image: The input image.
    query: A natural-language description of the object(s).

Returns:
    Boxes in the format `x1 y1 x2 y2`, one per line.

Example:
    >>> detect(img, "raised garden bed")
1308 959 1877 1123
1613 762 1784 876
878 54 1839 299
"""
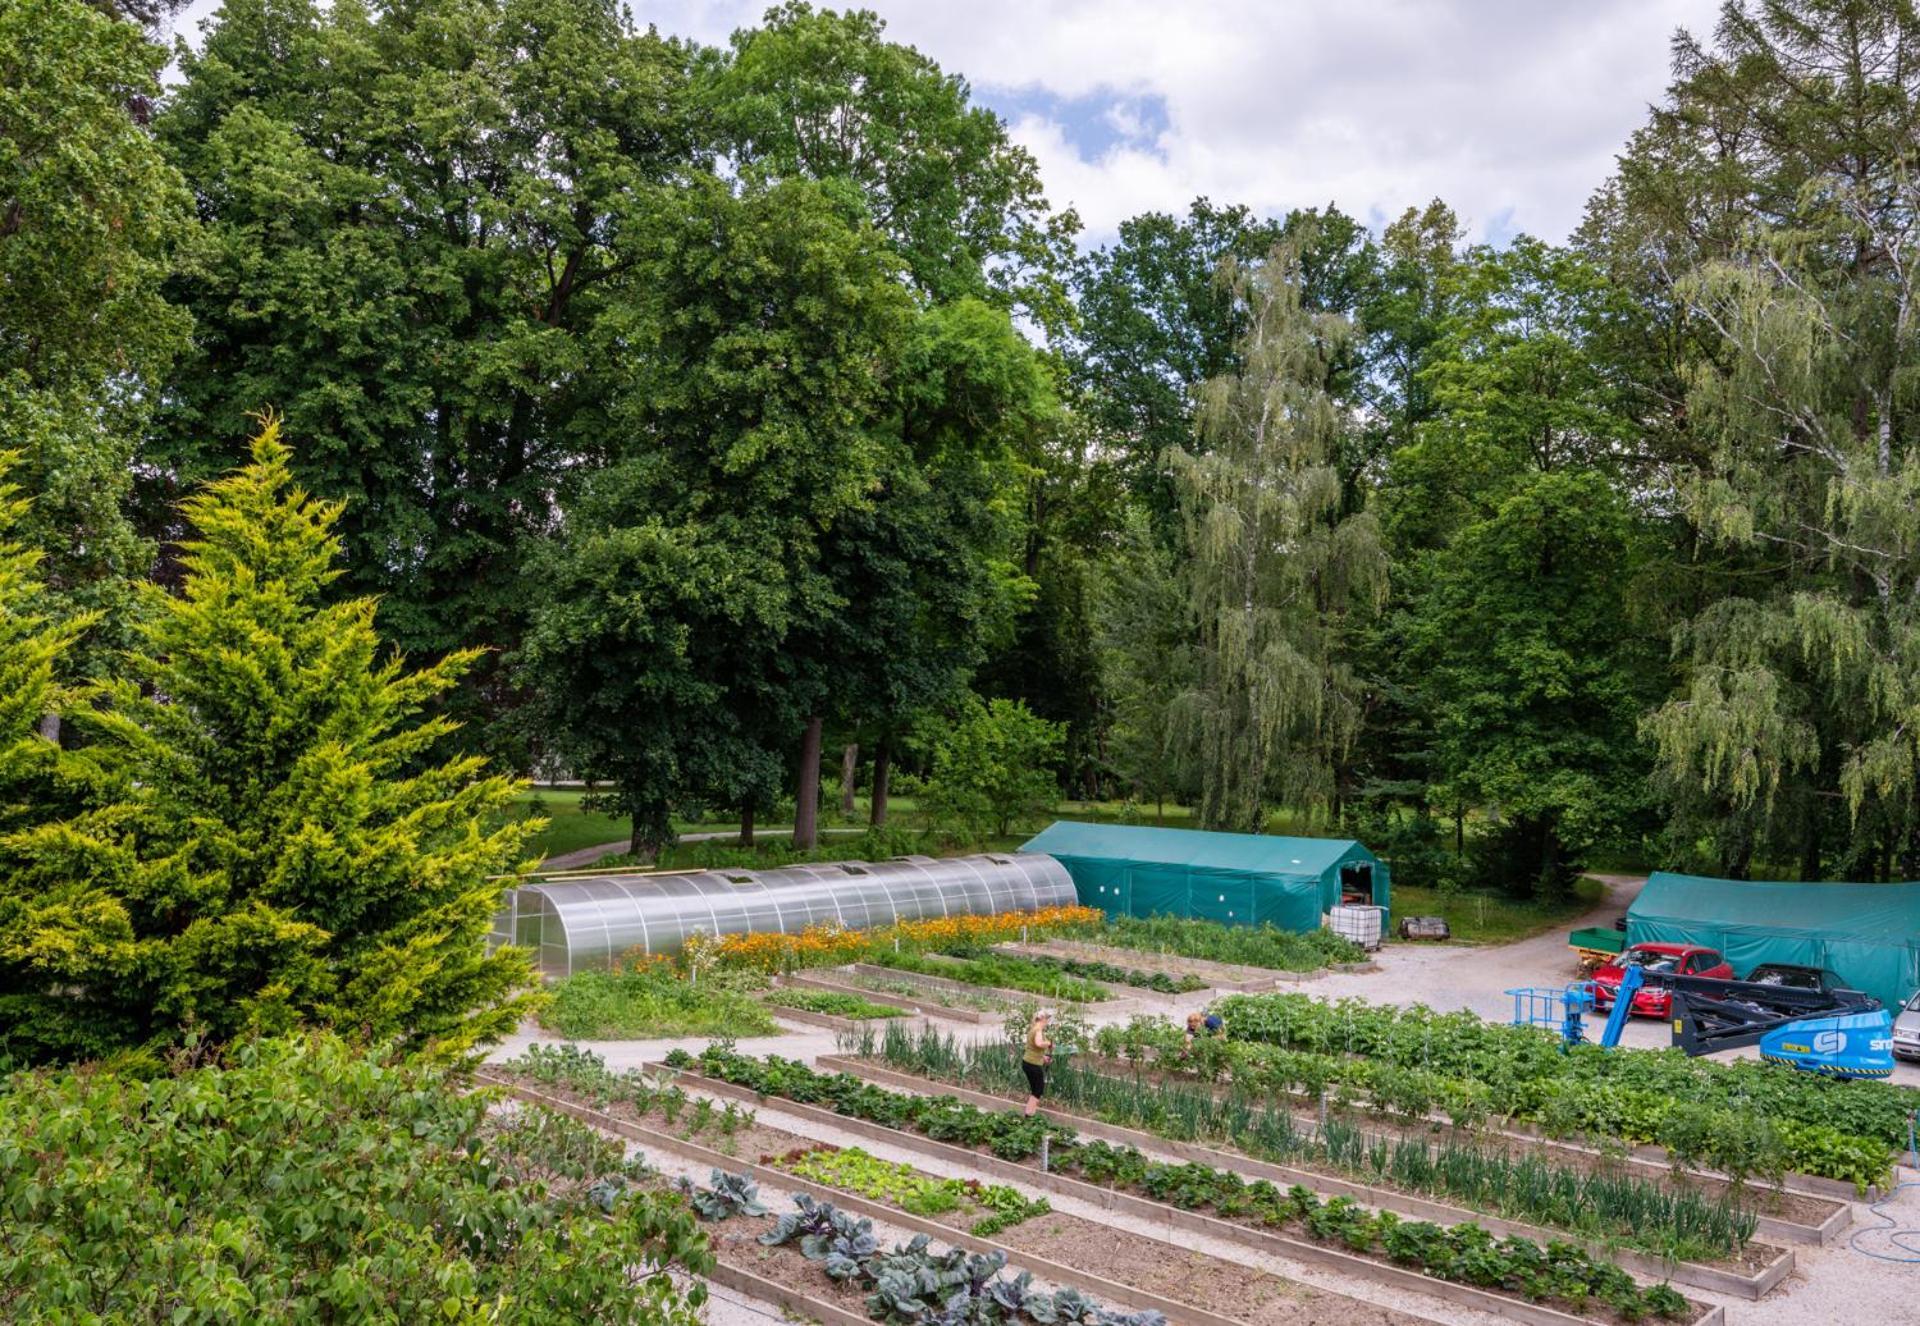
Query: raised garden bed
786 971 1008 1024
1071 1050 1856 1238
820 1055 1793 1302
652 1053 1723 1326
996 939 1287 992
847 962 1131 1012
852 959 1128 1013
483 1071 1435 1326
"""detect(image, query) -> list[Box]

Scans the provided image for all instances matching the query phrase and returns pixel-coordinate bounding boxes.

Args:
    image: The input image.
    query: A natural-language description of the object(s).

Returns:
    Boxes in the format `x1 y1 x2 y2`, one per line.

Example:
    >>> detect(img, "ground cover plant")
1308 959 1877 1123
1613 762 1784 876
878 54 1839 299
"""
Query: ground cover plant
1091 915 1365 972
777 1146 1052 1236
764 988 911 1019
869 950 1112 1002
539 956 779 1039
676 1044 1693 1321
864 1023 1756 1265
0 1034 713 1324
1208 994 1918 1189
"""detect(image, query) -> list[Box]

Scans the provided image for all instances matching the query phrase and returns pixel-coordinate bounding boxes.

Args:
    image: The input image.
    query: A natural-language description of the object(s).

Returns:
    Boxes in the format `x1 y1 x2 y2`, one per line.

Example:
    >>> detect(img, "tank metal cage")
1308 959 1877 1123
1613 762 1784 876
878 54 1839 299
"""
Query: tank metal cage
492 853 1076 977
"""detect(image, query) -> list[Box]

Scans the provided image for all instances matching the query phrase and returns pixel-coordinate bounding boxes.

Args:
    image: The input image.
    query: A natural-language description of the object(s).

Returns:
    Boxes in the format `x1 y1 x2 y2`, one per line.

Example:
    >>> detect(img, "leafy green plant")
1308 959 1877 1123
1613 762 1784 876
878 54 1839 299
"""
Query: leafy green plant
1094 915 1365 972
765 988 911 1019
872 950 1111 1002
680 1169 770 1221
540 960 778 1039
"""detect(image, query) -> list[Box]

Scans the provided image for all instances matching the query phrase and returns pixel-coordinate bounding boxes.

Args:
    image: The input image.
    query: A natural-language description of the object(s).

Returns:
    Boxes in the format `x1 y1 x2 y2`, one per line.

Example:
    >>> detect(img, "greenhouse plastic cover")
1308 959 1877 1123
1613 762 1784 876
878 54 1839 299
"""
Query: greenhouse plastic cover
1627 871 1920 1008
1018 822 1387 932
494 853 1076 976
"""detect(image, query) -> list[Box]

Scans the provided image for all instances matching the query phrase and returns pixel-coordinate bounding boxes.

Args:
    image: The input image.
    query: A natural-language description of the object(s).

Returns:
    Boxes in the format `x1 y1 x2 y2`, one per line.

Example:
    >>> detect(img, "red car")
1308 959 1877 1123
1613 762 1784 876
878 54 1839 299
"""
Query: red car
1591 943 1733 1017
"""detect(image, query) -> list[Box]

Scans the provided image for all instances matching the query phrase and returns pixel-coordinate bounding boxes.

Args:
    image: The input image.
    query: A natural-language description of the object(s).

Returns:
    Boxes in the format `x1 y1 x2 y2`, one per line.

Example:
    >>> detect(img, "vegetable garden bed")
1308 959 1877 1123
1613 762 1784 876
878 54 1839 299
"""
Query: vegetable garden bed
480 1063 1436 1326
787 971 1010 1023
1063 1050 1849 1249
820 1054 1792 1301
863 954 1129 1005
1203 994 1915 1195
841 963 1129 1013
996 939 1290 992
655 1049 1722 1326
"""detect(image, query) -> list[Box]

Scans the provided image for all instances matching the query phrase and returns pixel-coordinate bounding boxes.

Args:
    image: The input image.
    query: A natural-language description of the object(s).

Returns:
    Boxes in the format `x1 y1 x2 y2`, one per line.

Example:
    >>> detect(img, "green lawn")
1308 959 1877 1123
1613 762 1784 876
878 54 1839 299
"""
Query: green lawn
1388 876 1605 945
510 787 1337 863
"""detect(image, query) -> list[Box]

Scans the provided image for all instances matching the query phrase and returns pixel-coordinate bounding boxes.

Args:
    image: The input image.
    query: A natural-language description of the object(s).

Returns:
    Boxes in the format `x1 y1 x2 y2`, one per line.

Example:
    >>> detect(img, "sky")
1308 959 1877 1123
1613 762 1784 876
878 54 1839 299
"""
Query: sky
167 0 1727 249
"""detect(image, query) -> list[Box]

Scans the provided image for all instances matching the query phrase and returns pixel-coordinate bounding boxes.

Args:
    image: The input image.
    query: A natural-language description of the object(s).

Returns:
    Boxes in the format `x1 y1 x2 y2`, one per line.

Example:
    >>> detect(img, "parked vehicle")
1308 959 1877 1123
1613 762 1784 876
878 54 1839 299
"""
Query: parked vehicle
1743 963 1844 994
1893 990 1920 1063
1591 943 1731 1017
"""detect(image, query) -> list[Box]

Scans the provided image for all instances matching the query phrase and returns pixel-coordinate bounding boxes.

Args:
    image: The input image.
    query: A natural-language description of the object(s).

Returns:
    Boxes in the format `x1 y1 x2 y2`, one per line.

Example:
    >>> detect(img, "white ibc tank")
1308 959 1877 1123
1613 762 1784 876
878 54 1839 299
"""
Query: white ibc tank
1327 904 1384 952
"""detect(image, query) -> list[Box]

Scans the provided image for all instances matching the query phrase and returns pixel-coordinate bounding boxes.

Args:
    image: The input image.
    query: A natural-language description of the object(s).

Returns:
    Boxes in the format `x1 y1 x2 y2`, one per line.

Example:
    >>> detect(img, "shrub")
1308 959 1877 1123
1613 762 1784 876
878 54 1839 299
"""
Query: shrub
0 1033 712 1323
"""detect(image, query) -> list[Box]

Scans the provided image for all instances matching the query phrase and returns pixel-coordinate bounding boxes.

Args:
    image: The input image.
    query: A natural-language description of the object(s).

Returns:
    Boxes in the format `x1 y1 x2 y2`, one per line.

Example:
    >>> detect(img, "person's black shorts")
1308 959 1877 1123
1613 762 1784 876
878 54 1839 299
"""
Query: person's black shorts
1022 1060 1046 1098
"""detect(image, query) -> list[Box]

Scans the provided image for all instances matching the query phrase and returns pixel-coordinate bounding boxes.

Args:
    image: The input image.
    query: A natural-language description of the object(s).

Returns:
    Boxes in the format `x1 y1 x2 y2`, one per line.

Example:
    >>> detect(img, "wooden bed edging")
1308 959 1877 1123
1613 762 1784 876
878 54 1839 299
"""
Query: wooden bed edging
708 1257 877 1326
820 1056 1792 1302
1072 1051 1868 1220
477 1071 1272 1326
638 1062 1726 1326
839 963 1134 1014
782 972 1002 1024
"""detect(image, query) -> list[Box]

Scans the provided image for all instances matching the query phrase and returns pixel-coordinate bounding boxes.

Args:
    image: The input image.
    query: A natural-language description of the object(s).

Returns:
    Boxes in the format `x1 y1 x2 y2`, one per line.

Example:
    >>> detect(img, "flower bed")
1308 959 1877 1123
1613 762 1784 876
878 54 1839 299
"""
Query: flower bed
710 906 1104 974
1206 994 1917 1190
669 1045 1704 1325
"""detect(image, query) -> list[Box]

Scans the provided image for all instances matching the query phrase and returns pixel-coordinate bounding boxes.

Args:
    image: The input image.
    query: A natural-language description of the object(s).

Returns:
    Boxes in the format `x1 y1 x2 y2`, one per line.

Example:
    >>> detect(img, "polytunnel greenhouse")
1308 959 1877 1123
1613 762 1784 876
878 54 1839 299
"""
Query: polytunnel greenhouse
491 853 1077 977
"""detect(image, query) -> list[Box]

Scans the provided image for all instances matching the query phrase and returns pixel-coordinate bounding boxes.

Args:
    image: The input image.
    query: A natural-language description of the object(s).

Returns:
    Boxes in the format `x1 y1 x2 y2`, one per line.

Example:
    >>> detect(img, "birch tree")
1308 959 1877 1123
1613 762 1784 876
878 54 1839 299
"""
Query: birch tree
1173 234 1386 833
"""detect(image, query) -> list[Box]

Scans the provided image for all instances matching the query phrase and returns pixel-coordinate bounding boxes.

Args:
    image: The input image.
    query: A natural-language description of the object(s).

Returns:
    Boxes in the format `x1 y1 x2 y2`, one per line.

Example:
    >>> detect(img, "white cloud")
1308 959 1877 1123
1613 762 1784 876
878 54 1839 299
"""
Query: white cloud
171 0 1725 245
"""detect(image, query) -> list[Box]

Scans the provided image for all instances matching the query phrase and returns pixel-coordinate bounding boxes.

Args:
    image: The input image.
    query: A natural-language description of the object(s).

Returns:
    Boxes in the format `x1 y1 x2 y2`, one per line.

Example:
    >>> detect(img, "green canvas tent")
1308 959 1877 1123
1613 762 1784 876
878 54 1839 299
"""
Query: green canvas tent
1627 872 1920 1010
1018 822 1389 932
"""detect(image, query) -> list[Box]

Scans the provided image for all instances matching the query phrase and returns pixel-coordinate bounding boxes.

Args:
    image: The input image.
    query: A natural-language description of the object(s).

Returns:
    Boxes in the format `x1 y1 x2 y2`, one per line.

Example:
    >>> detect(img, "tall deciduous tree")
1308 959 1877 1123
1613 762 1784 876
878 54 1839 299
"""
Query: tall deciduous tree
712 1 1078 332
0 0 188 683
1411 470 1659 894
518 178 913 858
1617 0 1920 878
156 0 699 750
0 422 536 1066
1173 234 1387 833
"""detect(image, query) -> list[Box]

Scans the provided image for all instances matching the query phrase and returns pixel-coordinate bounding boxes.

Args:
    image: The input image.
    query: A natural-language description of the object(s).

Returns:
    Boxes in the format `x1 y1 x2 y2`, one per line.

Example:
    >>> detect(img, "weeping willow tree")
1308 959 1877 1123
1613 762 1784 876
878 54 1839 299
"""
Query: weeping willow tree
1646 189 1920 877
1171 235 1387 833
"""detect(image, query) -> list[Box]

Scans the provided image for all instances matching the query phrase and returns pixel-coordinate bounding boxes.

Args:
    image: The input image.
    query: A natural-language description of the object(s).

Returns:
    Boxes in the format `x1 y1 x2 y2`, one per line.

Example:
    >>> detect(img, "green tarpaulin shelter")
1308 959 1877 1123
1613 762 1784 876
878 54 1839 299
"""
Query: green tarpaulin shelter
1627 871 1920 1010
1019 822 1389 932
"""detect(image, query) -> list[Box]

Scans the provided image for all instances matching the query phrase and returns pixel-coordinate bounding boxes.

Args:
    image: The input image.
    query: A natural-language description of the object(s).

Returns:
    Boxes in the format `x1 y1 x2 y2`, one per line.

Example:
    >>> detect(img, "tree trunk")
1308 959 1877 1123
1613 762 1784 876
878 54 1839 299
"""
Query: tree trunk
36 713 59 744
870 740 891 828
739 801 755 847
840 743 859 818
793 716 823 848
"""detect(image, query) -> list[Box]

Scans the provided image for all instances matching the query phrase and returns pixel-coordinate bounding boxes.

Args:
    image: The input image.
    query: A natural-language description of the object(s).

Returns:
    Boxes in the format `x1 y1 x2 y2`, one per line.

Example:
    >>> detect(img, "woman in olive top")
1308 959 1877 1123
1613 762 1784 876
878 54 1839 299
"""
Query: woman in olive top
1021 1009 1053 1116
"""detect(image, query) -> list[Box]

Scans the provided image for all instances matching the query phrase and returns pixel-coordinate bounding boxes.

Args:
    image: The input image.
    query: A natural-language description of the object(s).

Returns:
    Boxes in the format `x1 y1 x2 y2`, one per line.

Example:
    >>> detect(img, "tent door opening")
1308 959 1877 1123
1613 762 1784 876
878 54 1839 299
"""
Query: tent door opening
1340 863 1375 906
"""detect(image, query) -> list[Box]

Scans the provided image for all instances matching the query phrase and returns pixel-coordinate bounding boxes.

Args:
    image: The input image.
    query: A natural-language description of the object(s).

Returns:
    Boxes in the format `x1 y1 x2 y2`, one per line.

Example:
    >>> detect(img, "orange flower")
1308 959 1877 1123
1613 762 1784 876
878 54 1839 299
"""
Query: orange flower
708 905 1102 973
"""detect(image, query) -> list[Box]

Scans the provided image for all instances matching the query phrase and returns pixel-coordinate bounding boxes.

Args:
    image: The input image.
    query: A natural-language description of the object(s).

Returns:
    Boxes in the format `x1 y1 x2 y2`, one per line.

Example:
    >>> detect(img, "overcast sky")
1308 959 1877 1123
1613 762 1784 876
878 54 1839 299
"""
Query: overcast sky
168 0 1727 247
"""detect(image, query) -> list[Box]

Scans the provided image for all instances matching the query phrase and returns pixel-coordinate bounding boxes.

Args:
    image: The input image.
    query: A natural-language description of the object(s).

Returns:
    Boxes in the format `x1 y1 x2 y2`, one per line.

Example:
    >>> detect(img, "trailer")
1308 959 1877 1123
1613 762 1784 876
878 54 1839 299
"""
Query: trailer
1567 924 1624 972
